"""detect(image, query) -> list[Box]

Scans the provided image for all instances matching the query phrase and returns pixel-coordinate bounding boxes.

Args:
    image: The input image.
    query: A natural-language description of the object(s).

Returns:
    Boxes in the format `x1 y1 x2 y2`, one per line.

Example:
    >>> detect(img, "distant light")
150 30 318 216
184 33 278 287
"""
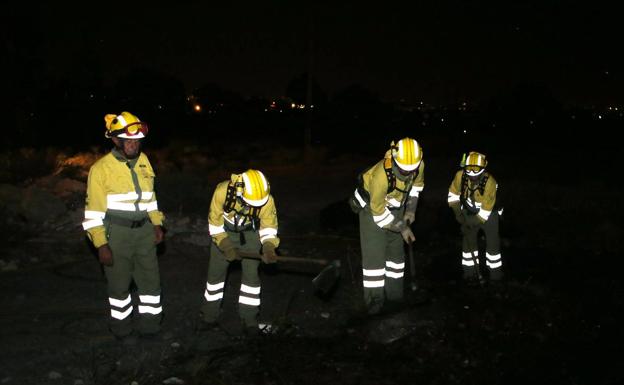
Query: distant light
264 108 268 112
529 120 534 125
463 129 467 134
158 105 162 110
598 115 602 119
89 94 94 99
194 104 201 112
440 118 444 122
291 103 296 108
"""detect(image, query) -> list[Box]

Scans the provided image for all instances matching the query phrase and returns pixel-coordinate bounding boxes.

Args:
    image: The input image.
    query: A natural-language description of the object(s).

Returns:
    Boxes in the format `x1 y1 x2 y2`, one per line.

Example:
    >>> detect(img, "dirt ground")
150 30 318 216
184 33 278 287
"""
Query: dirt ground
1 150 623 385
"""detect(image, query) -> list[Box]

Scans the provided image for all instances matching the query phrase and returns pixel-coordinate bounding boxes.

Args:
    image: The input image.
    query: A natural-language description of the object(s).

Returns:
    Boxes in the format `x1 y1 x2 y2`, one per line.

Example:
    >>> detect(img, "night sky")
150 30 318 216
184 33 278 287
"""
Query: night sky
3 1 622 106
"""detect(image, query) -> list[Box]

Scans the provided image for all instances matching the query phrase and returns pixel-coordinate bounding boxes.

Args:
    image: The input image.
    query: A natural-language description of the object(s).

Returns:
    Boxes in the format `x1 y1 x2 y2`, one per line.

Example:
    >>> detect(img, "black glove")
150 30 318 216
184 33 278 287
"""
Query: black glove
348 195 363 214
261 243 278 264
451 204 464 224
219 237 240 262
464 215 482 228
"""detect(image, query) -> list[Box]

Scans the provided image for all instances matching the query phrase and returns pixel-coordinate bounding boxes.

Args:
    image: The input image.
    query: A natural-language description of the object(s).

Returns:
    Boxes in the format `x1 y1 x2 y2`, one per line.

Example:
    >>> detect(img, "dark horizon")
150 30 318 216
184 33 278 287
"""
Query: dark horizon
3 1 623 107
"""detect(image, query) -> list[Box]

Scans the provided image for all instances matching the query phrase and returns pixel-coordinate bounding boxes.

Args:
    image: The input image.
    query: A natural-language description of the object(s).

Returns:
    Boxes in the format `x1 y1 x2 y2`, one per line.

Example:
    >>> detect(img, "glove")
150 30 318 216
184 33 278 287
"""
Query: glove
219 237 240 262
403 197 418 225
403 210 415 226
464 215 482 228
400 226 415 244
261 243 278 264
348 195 363 214
98 244 114 266
451 204 464 224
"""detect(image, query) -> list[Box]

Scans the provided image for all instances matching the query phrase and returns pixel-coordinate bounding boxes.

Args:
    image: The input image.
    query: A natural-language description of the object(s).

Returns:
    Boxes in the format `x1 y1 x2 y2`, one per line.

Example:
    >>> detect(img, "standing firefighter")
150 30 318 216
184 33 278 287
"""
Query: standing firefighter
200 169 279 336
349 138 424 315
447 151 503 284
82 112 165 342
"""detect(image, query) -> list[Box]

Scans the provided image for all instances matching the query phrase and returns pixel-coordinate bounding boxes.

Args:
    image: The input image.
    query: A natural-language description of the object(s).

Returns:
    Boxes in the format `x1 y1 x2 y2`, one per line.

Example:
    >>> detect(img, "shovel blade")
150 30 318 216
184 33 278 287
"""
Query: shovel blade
312 260 341 295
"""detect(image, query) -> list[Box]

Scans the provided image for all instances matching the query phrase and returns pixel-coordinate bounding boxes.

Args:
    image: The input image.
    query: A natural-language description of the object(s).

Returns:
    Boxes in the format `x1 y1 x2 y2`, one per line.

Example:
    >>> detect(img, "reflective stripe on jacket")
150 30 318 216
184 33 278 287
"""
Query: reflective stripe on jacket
82 151 164 248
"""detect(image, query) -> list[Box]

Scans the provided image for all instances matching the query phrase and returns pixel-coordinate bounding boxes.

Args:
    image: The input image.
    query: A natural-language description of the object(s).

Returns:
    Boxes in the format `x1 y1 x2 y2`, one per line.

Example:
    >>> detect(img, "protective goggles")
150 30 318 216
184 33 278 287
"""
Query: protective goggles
111 122 149 138
465 165 485 176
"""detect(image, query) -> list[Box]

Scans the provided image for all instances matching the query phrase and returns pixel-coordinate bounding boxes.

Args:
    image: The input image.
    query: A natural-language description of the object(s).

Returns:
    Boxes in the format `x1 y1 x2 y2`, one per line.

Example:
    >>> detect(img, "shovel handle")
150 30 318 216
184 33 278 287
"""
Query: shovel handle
239 250 330 266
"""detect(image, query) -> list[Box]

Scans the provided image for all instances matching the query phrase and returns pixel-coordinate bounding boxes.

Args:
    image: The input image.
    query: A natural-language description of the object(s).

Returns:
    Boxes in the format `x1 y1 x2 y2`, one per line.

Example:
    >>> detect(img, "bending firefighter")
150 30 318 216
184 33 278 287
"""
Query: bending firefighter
200 169 279 335
350 137 424 315
447 151 503 284
82 112 165 341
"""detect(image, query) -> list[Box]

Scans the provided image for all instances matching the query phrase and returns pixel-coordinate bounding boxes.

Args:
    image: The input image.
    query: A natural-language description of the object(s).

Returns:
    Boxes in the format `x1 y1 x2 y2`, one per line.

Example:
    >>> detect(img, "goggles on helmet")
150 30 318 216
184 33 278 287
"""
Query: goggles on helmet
465 165 485 176
112 122 149 138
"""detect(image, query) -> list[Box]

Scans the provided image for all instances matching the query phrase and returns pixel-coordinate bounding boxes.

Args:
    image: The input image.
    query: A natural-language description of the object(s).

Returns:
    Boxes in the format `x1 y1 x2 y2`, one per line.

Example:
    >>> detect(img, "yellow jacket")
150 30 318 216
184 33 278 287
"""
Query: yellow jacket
208 175 280 249
82 150 164 248
447 170 497 223
355 150 425 228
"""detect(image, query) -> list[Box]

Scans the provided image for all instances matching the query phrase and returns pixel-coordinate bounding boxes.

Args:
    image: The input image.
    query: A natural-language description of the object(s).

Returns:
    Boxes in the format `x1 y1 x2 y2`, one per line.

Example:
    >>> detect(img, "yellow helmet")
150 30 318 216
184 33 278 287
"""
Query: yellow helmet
104 111 149 139
239 169 270 207
391 137 423 172
462 151 487 176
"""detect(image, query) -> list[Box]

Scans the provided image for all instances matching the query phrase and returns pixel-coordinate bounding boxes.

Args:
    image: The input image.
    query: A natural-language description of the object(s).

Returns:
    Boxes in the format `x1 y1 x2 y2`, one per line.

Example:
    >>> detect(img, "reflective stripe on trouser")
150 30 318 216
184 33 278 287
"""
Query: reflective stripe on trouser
105 222 161 336
200 230 262 327
359 209 405 313
461 210 502 279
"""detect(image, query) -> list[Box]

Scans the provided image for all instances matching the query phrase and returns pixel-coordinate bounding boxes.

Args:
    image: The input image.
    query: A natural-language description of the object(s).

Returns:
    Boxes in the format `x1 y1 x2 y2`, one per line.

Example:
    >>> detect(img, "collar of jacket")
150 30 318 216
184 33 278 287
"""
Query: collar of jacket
111 148 138 168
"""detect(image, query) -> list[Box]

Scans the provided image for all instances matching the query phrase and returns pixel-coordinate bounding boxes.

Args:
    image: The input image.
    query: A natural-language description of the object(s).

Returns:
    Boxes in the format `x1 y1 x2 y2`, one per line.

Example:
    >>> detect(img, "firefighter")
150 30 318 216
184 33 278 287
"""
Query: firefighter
199 169 279 336
82 112 165 343
349 138 424 315
447 151 503 284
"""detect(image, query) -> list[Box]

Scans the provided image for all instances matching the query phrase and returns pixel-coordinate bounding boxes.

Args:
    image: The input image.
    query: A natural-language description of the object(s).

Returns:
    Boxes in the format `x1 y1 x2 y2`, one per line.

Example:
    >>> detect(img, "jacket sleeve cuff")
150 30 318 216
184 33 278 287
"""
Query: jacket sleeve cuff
87 229 108 249
148 211 165 226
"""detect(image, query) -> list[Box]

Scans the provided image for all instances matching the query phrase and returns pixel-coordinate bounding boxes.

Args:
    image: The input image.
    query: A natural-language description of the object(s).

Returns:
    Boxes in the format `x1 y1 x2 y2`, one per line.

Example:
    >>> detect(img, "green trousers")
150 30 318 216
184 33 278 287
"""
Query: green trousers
359 209 405 314
200 230 262 327
104 222 161 337
461 210 503 281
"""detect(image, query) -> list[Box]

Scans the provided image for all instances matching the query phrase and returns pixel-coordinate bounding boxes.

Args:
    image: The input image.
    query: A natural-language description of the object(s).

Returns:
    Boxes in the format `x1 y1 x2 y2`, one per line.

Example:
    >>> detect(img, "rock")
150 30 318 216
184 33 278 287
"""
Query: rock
73 380 85 385
48 371 62 380
1 260 18 272
320 312 330 319
162 377 185 384
1 377 12 383
0 184 23 214
21 186 66 223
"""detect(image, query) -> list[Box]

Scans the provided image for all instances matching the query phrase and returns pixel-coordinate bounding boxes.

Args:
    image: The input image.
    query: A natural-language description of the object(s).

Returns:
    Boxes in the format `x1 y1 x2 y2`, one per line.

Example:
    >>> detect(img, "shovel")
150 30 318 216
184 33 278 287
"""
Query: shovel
239 251 341 295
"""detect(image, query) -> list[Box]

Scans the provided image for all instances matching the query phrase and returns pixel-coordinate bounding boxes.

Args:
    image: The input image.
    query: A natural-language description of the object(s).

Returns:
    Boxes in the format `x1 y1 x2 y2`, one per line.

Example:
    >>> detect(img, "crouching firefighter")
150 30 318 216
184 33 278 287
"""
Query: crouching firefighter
447 151 503 284
349 138 425 315
82 112 165 342
200 169 279 336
